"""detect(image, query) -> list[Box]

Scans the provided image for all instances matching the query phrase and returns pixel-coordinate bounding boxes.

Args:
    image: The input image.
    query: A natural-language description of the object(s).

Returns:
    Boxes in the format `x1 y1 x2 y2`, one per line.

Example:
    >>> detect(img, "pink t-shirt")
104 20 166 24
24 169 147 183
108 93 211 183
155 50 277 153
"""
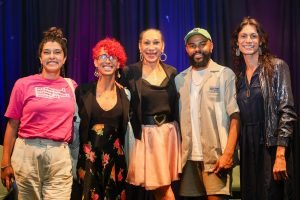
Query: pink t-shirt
5 74 77 142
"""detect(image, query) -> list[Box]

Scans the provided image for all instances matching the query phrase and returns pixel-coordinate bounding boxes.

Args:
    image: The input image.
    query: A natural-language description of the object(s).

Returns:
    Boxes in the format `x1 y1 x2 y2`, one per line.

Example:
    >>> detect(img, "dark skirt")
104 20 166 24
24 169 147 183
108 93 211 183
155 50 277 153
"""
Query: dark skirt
238 70 293 200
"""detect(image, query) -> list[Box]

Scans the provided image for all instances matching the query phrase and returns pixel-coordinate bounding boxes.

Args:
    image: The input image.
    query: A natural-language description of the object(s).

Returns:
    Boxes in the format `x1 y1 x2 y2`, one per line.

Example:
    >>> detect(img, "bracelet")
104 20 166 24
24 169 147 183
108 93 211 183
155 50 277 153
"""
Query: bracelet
0 164 11 170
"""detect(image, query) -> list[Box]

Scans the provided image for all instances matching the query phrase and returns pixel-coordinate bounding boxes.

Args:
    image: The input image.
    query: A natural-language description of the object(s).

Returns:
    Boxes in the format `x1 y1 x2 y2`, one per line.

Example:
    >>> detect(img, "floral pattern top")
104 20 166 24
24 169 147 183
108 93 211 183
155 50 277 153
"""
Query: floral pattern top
77 91 127 200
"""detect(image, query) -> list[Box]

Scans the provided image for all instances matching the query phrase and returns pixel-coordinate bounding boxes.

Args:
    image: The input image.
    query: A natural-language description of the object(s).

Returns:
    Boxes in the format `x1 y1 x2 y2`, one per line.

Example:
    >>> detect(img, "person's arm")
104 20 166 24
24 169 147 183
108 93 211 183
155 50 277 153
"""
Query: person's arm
213 112 240 174
1 119 19 190
272 60 297 181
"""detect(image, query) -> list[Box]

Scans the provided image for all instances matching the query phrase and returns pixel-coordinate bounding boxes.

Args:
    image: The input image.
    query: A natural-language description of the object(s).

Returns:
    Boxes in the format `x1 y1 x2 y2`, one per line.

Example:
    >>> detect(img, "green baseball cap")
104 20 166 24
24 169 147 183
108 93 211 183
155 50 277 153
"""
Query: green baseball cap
184 28 212 44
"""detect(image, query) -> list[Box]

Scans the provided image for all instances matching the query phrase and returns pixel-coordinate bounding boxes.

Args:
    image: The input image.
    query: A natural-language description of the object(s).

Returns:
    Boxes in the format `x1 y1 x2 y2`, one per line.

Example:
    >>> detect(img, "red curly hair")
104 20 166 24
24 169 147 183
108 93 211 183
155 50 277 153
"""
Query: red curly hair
92 38 127 67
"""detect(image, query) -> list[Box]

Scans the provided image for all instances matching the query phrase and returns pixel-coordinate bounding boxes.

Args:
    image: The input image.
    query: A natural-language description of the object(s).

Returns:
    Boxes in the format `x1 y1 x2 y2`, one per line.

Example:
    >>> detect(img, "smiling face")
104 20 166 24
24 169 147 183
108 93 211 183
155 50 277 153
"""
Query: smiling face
139 29 164 64
94 48 120 78
39 41 66 75
185 34 213 69
237 24 261 56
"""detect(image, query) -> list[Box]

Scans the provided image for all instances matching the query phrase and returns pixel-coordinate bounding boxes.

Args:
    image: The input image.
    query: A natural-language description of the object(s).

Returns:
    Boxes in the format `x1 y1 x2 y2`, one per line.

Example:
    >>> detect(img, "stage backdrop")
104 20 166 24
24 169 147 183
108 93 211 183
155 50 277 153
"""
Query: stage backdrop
1 0 299 198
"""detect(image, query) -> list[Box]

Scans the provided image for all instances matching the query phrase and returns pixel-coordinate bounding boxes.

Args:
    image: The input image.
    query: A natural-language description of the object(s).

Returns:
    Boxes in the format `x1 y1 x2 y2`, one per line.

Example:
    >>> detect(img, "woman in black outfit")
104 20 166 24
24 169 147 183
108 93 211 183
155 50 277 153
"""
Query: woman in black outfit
231 17 297 200
120 28 181 200
75 38 129 200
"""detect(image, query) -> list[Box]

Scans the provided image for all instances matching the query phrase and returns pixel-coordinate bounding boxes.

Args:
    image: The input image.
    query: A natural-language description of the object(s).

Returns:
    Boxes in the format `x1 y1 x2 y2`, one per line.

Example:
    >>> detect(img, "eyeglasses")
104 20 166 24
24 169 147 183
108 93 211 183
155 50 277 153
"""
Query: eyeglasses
98 54 118 62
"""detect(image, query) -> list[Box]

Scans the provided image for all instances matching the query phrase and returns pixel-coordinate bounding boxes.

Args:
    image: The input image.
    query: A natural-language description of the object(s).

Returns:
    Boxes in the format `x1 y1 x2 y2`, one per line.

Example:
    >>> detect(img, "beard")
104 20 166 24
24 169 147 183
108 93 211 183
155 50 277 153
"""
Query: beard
188 51 211 69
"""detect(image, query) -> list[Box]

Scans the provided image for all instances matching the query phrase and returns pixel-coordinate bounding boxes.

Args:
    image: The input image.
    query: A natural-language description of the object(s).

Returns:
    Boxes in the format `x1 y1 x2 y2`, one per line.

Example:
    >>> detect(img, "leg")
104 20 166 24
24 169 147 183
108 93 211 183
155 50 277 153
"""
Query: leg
42 142 72 200
207 195 228 200
11 138 42 200
153 185 175 200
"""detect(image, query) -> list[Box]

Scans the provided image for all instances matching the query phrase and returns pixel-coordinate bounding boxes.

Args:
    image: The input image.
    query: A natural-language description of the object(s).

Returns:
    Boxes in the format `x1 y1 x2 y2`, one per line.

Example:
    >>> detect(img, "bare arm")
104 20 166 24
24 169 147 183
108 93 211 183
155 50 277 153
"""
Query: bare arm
1 118 19 190
213 112 240 174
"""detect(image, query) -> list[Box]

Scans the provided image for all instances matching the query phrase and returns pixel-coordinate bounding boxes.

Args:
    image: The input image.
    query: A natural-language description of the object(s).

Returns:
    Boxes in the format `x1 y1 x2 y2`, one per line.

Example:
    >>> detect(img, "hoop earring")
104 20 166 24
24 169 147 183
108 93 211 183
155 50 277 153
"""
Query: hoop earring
140 53 144 61
259 47 262 55
160 52 167 62
235 48 240 56
94 69 99 78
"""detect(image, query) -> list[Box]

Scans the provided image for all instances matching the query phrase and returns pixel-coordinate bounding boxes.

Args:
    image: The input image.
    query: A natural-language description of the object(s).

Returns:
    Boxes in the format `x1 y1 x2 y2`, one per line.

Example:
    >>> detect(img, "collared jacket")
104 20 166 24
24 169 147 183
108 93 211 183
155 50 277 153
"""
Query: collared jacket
119 61 178 140
175 59 239 171
253 58 297 147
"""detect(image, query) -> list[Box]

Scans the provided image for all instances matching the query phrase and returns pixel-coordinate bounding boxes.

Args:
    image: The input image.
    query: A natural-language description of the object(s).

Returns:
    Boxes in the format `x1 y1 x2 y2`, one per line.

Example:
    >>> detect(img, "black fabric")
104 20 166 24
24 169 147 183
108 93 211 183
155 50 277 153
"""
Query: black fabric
141 78 172 116
78 89 127 200
119 61 178 140
237 68 293 200
142 114 174 126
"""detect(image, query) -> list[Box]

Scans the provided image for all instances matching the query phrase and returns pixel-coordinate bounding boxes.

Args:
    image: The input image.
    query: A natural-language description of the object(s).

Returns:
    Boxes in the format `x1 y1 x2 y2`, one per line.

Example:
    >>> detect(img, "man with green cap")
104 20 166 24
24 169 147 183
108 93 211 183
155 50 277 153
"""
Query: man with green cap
175 28 240 199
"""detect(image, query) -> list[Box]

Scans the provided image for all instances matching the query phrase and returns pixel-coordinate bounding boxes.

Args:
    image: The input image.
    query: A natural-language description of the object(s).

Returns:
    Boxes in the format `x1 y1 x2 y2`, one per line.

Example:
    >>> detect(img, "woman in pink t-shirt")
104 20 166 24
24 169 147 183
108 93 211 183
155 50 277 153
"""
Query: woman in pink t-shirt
1 27 75 199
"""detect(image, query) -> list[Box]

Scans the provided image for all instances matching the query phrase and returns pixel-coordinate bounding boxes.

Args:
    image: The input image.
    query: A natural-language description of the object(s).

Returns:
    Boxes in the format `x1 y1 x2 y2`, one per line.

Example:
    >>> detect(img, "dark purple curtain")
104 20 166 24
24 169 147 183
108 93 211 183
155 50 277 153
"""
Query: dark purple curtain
1 0 299 198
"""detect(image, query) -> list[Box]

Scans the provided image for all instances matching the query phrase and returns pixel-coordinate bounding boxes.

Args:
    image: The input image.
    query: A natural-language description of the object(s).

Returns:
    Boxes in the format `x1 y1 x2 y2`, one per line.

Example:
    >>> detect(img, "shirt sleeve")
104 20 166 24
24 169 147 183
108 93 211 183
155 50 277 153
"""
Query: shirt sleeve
5 79 25 120
224 68 240 116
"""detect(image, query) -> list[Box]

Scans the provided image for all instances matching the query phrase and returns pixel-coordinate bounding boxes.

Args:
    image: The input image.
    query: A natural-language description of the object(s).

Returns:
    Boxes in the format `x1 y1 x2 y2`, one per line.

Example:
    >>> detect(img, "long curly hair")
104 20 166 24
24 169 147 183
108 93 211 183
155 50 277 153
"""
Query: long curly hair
92 38 127 67
231 17 275 84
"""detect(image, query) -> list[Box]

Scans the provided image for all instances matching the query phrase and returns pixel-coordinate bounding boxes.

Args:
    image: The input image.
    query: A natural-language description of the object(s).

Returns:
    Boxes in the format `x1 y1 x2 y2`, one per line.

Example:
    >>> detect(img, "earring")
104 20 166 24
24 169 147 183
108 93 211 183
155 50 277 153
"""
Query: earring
160 52 167 62
259 47 262 55
140 53 144 61
94 69 99 78
235 48 240 56
117 70 121 78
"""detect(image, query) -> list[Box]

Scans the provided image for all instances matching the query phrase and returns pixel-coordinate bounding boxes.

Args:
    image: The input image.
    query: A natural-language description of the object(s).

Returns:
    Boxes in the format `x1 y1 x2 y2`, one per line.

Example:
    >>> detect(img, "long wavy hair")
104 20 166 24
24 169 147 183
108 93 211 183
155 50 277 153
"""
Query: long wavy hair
231 17 275 85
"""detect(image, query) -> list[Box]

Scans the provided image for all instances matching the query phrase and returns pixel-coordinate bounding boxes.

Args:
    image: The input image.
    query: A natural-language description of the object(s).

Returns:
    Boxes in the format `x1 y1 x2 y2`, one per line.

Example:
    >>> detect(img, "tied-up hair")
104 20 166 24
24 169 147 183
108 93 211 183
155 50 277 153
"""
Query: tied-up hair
38 27 67 58
139 28 165 43
38 27 67 76
231 16 275 86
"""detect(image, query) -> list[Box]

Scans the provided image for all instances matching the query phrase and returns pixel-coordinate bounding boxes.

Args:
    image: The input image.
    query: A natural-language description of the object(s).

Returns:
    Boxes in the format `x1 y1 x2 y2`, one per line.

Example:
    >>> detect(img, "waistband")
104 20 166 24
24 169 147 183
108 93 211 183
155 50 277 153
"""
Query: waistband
17 138 68 147
142 114 173 126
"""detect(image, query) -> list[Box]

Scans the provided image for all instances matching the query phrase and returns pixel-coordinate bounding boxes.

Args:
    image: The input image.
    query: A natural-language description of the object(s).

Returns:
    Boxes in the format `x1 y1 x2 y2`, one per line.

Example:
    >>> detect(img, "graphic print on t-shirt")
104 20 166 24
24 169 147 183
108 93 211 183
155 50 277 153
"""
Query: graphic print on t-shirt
35 87 70 99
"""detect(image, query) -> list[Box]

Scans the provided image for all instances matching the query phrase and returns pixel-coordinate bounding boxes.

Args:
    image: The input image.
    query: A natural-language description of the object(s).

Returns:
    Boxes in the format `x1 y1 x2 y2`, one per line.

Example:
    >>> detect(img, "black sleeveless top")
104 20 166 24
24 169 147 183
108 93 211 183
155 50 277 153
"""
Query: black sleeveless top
141 77 173 116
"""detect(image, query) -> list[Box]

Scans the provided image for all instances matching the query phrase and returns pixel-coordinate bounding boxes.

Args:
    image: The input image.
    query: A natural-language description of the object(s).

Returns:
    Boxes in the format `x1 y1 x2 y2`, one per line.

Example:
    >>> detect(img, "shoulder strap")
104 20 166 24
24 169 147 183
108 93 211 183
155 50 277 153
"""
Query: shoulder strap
64 78 80 122
124 88 131 101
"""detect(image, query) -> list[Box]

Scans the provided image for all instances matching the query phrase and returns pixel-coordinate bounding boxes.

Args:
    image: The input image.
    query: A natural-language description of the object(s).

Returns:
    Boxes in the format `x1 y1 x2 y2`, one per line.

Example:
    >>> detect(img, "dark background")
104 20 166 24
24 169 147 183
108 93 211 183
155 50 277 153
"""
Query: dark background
1 0 299 198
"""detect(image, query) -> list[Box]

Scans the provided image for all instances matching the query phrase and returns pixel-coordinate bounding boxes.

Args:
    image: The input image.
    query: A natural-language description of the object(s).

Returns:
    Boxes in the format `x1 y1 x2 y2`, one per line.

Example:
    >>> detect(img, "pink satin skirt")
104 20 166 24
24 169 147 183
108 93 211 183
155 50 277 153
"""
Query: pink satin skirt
126 121 182 190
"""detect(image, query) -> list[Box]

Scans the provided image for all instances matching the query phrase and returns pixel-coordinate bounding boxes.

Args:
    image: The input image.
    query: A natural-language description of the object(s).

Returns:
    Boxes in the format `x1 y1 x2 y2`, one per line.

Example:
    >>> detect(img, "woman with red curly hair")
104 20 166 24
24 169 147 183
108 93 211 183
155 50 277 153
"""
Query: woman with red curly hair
75 38 130 200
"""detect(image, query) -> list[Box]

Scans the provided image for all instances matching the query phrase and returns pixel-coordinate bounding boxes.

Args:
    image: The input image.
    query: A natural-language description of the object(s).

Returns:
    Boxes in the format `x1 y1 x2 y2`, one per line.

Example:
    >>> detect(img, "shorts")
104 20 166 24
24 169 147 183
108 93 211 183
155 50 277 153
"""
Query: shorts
179 160 231 196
